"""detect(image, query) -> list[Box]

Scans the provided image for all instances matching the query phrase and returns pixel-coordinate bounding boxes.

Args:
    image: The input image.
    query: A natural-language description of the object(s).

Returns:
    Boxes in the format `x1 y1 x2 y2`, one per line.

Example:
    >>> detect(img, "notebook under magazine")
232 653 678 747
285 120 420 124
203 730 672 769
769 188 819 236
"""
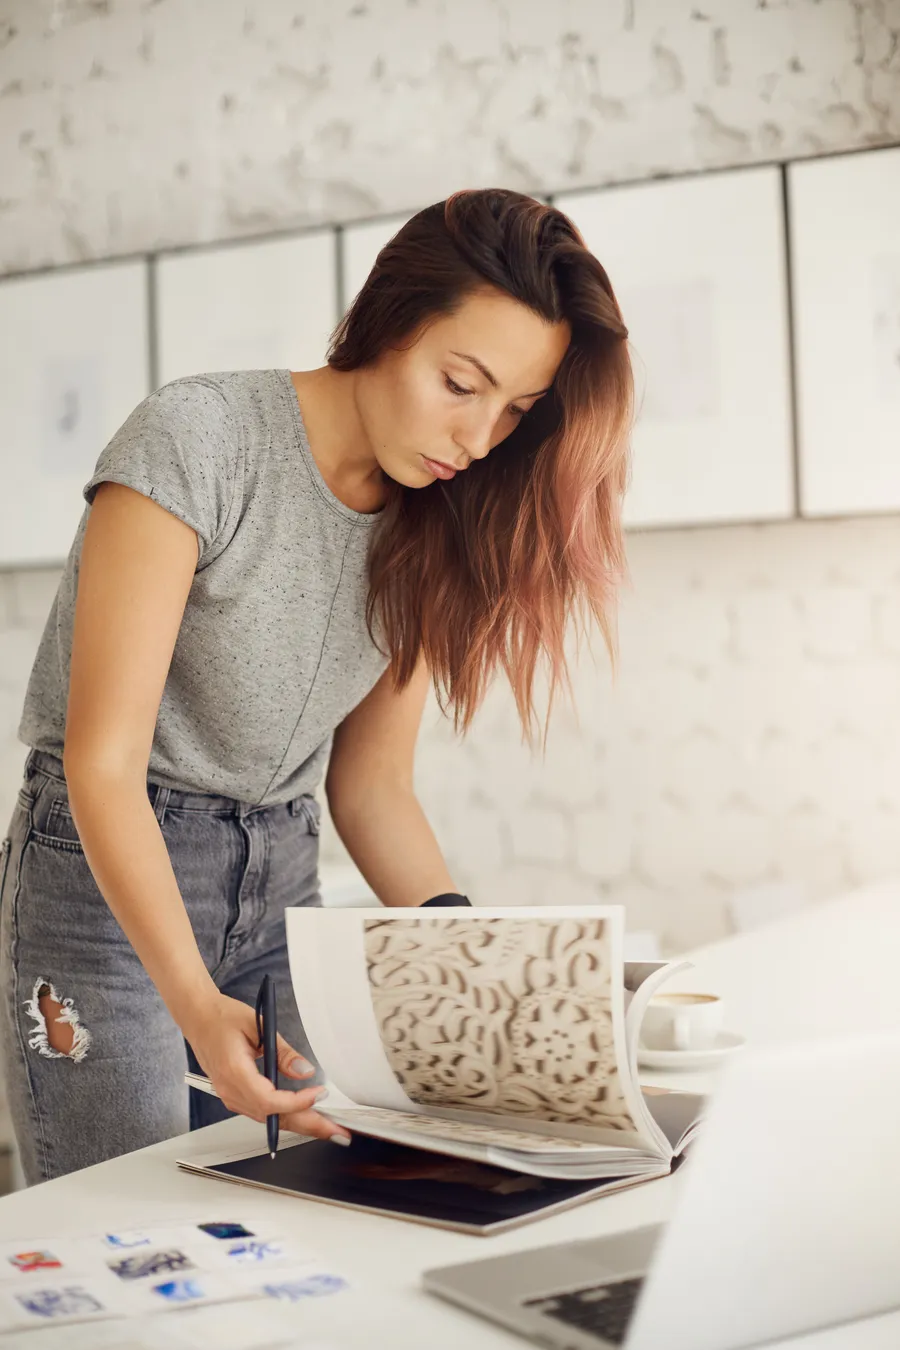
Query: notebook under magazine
178 1131 671 1236
179 906 706 1232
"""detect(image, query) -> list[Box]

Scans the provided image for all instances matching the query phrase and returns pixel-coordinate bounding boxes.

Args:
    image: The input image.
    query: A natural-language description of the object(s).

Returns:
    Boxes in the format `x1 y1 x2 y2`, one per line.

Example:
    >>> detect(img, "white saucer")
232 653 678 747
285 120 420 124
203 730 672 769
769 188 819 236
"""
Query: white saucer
637 1030 746 1072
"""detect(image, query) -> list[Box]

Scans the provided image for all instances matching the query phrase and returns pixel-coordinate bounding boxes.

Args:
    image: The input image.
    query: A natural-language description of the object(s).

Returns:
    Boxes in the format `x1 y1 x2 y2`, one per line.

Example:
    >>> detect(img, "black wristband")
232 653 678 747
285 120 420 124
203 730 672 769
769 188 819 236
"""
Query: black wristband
420 893 472 907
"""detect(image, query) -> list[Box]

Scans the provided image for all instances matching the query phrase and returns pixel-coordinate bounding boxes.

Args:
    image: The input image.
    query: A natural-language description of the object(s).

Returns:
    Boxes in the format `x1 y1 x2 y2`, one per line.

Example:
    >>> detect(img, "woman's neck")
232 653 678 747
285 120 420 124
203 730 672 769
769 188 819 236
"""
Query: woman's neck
289 366 387 514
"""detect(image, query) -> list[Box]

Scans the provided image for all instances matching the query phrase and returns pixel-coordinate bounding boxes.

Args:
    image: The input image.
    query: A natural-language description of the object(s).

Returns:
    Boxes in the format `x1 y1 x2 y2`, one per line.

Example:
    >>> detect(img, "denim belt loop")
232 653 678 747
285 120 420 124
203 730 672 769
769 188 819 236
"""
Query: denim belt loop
289 797 305 817
153 785 171 827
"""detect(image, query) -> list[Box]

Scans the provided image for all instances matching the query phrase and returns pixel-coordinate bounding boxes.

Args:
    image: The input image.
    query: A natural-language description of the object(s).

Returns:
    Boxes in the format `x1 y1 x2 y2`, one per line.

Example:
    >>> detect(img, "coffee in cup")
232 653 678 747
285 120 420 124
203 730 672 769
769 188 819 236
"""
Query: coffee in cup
640 992 724 1052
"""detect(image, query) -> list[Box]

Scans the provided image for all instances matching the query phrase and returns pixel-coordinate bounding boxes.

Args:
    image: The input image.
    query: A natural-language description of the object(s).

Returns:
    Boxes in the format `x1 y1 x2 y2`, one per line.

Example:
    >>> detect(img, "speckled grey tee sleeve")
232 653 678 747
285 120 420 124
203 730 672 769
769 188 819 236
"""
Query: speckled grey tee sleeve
82 377 242 565
19 369 389 805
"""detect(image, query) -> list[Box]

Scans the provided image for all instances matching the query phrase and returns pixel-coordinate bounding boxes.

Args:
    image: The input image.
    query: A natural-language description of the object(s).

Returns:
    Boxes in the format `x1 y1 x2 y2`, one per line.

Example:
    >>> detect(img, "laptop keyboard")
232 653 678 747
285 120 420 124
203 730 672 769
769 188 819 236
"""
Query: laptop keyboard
524 1276 644 1346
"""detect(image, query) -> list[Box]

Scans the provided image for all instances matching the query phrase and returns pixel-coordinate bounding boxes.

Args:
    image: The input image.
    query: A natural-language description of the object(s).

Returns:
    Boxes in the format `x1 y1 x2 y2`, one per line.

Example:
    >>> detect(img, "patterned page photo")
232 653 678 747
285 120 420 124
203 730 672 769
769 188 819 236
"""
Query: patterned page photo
362 915 638 1133
285 905 656 1152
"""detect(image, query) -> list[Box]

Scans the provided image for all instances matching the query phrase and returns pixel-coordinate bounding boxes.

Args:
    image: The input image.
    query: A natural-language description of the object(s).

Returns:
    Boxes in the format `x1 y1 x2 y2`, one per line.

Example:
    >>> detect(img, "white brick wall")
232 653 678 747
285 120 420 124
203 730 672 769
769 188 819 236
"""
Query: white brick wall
2 2 900 962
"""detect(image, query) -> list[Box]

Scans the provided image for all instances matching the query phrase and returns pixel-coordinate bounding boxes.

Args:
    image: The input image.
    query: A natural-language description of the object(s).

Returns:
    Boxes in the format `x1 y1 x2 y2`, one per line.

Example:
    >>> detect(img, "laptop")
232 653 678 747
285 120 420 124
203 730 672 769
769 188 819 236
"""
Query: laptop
423 1028 900 1350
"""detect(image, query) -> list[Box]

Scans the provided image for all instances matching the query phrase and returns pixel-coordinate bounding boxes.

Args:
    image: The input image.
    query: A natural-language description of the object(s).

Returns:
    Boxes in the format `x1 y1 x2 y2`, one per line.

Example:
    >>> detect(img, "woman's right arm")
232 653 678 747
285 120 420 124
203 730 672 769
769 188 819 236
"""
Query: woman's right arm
62 481 348 1141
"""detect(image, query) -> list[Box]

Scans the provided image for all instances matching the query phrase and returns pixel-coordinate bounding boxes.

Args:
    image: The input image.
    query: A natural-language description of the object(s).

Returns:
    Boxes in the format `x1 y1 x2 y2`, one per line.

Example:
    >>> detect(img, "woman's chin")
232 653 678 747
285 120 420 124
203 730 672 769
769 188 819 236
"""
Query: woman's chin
382 457 438 490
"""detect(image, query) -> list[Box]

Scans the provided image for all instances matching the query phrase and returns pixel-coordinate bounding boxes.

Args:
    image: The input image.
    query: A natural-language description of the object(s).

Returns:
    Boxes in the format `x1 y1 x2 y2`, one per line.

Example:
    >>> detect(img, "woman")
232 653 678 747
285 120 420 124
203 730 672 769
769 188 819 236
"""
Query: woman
0 188 632 1184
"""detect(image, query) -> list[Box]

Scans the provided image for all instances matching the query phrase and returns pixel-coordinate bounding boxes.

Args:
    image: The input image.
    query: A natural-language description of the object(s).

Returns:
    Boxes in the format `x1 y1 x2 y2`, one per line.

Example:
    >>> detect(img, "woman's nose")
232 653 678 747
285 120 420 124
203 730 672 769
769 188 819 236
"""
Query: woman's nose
455 414 494 462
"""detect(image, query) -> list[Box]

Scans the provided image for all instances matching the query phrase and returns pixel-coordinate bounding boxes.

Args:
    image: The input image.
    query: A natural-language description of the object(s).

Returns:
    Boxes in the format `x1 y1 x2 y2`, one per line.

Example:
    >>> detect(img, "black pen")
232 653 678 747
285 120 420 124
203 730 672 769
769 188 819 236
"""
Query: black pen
255 974 279 1159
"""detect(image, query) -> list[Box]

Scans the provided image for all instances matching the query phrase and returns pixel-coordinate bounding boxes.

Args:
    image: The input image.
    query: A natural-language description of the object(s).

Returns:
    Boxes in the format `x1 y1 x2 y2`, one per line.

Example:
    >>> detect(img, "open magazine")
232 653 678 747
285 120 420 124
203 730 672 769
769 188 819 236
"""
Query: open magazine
271 905 705 1183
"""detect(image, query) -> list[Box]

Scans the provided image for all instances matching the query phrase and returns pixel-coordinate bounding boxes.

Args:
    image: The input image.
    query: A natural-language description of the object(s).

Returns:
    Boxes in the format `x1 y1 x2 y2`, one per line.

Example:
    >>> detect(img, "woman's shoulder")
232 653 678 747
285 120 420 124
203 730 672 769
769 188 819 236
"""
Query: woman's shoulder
136 369 298 447
83 373 259 529
123 371 237 437
140 368 256 414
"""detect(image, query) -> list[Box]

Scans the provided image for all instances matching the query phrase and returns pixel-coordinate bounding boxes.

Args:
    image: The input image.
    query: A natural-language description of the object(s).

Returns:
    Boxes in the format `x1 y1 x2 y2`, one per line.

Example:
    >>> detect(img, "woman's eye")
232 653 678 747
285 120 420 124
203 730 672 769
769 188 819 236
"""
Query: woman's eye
444 374 528 417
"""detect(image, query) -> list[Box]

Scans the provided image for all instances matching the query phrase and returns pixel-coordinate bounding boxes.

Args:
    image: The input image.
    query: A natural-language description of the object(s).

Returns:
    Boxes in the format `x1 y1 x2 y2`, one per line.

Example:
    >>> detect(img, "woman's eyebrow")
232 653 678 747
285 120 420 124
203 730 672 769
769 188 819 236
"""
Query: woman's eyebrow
449 350 550 398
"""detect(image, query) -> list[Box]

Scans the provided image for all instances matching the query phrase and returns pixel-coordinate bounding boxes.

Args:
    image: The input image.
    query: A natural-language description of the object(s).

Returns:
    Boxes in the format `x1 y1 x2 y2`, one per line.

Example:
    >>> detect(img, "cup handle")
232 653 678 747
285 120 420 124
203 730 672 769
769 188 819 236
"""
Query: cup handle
673 1014 692 1051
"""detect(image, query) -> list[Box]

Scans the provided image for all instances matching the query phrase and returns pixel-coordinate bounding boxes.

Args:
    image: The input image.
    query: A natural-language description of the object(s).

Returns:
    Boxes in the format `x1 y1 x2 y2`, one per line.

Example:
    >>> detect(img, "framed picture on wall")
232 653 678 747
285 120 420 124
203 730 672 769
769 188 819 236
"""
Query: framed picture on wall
553 165 795 529
788 145 900 516
0 258 150 567
155 227 338 387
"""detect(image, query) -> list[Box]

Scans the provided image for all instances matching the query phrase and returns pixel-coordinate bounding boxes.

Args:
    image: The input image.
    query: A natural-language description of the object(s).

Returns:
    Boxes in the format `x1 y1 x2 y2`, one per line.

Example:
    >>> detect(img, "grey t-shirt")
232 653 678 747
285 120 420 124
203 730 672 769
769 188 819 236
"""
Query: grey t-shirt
19 369 389 805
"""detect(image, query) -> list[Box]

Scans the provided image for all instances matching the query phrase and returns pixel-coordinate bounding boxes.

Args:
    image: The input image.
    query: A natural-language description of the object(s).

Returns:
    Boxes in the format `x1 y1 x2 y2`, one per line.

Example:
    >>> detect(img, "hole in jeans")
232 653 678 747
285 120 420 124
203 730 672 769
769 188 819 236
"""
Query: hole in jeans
24 979 92 1062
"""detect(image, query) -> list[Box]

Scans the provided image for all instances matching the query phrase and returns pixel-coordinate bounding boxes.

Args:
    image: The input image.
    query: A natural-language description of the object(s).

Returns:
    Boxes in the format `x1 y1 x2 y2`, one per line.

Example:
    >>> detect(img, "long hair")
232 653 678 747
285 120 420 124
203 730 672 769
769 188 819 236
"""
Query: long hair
327 188 633 741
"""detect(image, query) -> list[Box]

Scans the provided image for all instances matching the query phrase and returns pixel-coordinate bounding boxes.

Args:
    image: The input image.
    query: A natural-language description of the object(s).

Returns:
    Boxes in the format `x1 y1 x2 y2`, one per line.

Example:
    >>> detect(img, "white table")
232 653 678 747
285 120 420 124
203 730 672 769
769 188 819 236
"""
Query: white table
2 877 900 1349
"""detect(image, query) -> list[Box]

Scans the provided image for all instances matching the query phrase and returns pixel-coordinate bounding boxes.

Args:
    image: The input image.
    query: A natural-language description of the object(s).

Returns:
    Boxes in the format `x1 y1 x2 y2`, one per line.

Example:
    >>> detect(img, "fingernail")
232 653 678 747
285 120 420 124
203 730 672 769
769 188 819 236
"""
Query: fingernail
290 1057 314 1076
329 1134 351 1147
314 1086 329 1101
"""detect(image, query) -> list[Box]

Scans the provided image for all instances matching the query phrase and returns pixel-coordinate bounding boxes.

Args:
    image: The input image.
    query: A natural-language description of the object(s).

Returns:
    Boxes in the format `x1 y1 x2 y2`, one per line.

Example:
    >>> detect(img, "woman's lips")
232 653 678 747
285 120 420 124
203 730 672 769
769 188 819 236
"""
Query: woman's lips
422 456 458 480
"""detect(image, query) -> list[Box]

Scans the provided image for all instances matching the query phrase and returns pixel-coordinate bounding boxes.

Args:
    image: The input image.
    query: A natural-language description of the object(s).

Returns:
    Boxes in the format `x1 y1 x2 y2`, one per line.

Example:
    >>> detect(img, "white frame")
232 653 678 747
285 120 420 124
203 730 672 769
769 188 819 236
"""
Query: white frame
788 145 900 517
554 166 795 529
0 258 150 567
155 228 338 386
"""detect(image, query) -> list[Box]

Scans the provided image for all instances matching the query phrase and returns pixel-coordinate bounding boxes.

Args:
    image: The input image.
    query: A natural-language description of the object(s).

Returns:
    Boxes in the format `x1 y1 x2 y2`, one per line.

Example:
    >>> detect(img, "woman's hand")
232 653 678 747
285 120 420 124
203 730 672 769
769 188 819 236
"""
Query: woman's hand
183 992 351 1143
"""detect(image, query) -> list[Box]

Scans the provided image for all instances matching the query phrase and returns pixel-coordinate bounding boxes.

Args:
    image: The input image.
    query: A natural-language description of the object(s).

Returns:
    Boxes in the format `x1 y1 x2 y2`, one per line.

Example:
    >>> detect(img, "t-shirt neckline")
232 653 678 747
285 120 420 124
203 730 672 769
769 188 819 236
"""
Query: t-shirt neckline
276 368 384 527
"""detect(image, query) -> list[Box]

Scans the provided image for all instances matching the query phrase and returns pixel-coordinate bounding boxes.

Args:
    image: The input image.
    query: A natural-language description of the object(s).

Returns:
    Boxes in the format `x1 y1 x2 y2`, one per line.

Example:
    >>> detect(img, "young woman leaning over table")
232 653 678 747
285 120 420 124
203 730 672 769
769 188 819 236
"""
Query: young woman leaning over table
0 188 633 1184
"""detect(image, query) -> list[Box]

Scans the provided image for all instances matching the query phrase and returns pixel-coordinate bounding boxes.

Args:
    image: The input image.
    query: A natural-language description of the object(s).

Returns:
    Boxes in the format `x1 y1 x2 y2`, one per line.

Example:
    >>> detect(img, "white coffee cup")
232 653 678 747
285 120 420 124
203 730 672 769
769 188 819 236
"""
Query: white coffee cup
640 992 724 1052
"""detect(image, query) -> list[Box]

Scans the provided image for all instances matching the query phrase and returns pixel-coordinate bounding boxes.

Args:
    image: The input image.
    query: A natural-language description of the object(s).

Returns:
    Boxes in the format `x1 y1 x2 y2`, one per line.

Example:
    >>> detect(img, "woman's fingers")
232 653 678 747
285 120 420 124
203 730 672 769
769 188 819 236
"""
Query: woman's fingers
226 1054 326 1118
218 1053 350 1140
274 1032 315 1080
247 1020 315 1081
279 1106 352 1143
203 998 324 1125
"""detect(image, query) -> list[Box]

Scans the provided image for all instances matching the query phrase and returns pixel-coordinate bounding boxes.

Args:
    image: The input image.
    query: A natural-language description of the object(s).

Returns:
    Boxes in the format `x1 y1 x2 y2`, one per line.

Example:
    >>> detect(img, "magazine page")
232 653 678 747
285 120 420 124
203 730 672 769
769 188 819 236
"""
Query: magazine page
286 906 662 1154
624 959 694 1073
318 1103 666 1176
291 1107 666 1181
641 1087 707 1154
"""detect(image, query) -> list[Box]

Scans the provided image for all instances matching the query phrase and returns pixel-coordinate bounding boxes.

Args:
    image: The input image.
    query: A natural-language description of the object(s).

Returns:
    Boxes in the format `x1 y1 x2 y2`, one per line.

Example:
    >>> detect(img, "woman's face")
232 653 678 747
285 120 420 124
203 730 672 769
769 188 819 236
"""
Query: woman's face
356 286 571 488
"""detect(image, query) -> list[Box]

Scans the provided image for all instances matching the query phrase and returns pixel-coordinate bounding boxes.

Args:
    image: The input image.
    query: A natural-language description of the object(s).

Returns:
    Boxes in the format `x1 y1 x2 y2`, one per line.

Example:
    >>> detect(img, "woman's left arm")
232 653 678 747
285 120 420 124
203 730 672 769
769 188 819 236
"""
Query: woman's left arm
324 658 460 907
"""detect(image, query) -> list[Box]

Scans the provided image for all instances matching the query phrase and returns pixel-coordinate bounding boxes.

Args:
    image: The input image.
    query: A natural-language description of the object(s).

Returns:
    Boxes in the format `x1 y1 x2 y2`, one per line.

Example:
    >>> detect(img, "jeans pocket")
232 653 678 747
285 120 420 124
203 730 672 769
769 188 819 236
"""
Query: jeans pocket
290 795 321 835
30 781 85 853
301 797 321 836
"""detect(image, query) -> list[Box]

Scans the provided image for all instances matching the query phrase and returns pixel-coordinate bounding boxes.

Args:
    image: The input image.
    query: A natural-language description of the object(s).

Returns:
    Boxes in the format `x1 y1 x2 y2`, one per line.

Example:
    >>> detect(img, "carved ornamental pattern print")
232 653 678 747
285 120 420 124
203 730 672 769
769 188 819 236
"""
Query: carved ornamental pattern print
362 917 636 1132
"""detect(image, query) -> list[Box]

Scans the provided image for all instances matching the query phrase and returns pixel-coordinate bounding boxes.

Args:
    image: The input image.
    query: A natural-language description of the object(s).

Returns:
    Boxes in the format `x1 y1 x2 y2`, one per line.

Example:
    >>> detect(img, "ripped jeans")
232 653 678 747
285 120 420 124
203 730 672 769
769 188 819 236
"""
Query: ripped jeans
0 749 324 1186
